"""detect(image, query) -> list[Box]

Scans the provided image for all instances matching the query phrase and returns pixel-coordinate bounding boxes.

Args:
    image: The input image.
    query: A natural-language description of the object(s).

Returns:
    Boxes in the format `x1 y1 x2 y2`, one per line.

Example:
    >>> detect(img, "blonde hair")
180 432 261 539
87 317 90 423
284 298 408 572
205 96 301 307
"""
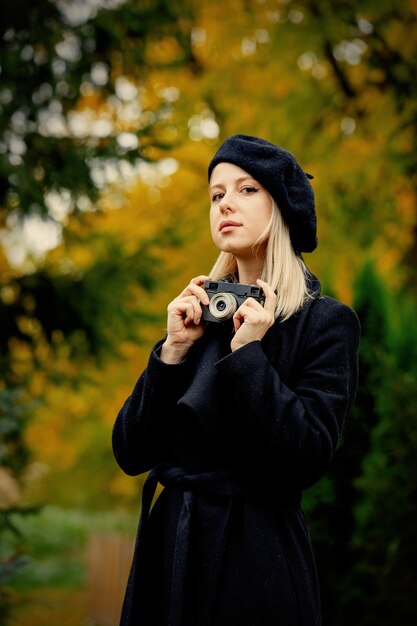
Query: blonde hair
209 199 312 322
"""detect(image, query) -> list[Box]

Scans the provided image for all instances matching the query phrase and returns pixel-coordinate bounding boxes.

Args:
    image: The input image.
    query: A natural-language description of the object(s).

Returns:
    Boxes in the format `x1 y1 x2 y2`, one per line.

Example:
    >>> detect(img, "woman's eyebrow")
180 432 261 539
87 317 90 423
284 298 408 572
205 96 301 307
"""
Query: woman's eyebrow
209 176 257 192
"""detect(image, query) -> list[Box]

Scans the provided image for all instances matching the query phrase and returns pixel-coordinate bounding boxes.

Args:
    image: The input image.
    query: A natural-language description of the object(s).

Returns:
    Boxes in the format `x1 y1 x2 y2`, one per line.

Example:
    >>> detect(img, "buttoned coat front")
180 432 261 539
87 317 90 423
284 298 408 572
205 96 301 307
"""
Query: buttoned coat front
112 277 360 626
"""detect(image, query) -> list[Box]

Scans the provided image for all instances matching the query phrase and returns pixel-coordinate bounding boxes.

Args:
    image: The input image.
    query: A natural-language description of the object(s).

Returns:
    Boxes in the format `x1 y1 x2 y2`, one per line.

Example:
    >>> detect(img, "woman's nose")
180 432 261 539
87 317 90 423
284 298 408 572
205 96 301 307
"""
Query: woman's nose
219 192 235 213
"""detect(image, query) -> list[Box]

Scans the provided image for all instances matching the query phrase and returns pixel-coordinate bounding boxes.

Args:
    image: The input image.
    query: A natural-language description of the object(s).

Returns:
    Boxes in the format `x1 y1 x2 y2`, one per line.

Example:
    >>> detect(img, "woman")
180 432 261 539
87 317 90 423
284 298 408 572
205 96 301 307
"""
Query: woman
112 134 360 626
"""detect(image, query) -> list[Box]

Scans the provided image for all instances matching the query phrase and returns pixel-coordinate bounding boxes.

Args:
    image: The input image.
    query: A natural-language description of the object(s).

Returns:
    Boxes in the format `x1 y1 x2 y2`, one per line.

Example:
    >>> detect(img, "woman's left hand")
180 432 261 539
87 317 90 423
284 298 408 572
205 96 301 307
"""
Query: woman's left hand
231 279 277 352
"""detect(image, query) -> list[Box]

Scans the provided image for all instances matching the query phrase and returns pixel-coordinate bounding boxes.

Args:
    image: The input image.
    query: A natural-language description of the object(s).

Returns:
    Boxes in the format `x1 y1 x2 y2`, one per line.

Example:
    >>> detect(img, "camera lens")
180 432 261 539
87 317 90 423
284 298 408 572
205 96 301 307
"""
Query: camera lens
209 293 237 320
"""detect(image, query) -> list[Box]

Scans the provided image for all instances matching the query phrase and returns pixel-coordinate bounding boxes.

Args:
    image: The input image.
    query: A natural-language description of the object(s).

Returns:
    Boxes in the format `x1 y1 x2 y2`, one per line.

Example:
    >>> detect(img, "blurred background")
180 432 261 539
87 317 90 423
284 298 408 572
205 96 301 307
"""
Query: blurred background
0 0 416 624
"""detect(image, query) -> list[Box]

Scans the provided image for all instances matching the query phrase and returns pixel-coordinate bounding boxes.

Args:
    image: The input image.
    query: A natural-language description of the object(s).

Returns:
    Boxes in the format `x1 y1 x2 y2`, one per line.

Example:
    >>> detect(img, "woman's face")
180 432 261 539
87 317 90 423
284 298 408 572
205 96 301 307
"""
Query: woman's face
209 162 272 259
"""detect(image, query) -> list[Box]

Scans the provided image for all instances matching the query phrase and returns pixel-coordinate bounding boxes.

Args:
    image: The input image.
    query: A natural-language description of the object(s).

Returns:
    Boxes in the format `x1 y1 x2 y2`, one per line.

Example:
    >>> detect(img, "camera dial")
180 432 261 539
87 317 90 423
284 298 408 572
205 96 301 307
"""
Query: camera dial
208 292 238 321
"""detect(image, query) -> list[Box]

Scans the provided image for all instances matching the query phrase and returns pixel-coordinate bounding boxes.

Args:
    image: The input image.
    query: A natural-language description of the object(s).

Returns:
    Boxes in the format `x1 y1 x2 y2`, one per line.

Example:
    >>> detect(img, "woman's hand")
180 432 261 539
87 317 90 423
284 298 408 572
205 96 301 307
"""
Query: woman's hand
230 279 277 352
160 275 210 364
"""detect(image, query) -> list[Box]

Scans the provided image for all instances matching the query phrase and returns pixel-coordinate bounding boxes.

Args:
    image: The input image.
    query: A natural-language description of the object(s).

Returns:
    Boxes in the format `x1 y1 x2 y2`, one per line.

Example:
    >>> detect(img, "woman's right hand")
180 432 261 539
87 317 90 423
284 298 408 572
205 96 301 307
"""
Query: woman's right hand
160 275 210 364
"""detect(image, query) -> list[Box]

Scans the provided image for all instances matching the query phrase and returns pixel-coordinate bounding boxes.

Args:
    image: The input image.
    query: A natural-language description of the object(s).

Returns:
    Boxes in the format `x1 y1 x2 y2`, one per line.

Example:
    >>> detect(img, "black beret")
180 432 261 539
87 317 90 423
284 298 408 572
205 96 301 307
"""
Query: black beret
208 134 317 253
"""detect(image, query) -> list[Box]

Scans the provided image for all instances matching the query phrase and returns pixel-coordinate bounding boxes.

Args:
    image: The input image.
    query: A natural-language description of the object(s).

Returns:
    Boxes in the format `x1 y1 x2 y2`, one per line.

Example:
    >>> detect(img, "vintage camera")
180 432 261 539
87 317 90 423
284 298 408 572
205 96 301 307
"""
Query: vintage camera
201 280 265 323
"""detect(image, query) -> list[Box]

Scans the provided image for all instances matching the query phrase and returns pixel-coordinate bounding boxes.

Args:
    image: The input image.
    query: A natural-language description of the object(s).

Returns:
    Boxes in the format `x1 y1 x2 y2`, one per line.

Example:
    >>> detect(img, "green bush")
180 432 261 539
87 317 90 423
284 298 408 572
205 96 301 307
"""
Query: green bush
2 506 136 591
305 263 417 625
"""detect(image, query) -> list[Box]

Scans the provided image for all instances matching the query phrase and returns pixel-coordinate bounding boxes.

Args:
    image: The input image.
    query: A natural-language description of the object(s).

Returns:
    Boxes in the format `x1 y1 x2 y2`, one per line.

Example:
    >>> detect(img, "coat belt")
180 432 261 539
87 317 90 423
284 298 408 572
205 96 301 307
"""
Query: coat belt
123 464 301 626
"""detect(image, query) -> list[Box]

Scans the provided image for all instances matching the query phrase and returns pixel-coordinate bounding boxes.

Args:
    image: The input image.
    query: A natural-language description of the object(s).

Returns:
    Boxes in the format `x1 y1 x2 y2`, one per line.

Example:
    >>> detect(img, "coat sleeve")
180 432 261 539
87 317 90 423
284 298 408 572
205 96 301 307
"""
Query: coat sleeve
215 300 360 489
112 340 194 476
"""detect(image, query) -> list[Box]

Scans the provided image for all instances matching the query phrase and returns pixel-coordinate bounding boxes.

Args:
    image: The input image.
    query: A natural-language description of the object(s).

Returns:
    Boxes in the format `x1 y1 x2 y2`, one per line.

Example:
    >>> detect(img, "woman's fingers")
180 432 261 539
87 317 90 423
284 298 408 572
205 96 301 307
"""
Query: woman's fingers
231 281 276 349
233 299 270 328
180 275 210 305
191 275 211 285
166 275 212 338
256 279 277 317
183 302 198 326
170 295 203 325
162 277 210 362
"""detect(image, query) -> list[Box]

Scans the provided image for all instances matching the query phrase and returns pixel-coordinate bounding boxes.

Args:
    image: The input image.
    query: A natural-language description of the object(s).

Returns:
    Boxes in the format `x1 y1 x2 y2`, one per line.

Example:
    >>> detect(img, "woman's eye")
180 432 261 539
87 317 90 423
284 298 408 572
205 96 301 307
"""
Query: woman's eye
212 192 224 202
241 186 258 194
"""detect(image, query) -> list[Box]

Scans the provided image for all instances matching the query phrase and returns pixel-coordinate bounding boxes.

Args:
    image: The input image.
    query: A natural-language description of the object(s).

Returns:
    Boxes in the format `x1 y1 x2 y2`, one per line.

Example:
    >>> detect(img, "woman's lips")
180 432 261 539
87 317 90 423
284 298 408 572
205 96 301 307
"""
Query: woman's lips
219 220 242 232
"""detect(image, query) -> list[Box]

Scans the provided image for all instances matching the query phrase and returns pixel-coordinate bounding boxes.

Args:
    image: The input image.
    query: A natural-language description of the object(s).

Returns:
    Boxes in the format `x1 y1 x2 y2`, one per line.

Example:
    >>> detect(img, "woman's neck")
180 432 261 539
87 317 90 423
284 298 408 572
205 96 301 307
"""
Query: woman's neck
236 256 264 285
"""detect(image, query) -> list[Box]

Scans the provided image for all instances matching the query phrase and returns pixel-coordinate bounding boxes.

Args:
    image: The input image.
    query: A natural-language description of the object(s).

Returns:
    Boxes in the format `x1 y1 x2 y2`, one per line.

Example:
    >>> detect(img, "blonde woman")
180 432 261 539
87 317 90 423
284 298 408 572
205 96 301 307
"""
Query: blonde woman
113 135 360 626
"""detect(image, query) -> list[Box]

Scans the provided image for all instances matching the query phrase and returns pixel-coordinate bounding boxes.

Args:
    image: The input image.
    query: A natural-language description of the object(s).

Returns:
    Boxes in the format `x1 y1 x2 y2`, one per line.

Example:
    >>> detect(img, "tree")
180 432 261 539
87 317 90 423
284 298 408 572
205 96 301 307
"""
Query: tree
0 0 196 616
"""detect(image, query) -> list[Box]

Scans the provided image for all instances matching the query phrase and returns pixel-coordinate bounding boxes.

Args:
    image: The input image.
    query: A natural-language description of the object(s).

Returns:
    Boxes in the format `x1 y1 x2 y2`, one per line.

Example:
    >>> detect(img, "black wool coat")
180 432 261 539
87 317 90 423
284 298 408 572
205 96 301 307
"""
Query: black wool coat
112 277 360 626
